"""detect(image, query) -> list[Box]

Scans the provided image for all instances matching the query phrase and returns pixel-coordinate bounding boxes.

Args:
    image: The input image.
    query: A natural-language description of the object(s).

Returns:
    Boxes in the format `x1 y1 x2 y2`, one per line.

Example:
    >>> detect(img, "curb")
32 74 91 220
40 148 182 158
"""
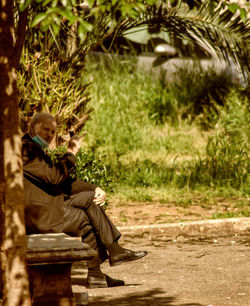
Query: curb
117 217 250 239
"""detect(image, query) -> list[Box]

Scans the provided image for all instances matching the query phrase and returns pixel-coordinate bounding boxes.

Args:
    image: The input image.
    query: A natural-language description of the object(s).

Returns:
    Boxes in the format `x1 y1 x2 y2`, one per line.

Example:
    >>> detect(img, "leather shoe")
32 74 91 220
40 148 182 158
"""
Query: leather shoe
87 273 125 289
109 248 148 267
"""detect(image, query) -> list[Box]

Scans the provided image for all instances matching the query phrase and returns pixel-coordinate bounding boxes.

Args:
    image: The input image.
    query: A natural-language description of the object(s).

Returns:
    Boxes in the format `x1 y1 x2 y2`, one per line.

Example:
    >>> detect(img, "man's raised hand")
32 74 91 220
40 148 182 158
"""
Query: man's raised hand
67 135 83 155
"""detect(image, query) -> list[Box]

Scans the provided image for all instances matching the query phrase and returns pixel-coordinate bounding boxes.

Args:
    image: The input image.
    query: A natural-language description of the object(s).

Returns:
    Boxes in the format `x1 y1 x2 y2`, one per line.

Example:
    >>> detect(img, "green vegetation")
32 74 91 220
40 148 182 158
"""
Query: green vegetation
211 210 250 219
80 57 249 213
16 0 250 212
19 55 249 218
18 53 92 142
143 64 233 127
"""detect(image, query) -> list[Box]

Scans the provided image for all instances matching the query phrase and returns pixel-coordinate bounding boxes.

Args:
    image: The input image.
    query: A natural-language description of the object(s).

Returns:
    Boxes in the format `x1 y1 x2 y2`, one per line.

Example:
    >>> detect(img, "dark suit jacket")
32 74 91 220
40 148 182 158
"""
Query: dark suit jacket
22 134 96 234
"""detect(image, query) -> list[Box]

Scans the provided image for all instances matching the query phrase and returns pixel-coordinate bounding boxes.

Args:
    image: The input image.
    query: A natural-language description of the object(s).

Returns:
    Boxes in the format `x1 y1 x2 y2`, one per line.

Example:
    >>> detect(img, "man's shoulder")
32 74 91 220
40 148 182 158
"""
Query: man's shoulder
22 134 37 151
22 133 45 162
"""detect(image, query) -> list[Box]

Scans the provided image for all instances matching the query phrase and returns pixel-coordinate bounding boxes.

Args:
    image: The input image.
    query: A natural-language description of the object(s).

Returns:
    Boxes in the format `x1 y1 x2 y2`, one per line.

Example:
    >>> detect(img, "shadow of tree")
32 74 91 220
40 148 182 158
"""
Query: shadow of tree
86 288 204 306
71 263 204 306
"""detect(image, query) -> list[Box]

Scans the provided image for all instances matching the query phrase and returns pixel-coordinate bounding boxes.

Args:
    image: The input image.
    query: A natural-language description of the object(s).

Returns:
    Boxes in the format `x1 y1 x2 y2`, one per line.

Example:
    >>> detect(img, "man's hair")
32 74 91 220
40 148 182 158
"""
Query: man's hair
31 113 56 125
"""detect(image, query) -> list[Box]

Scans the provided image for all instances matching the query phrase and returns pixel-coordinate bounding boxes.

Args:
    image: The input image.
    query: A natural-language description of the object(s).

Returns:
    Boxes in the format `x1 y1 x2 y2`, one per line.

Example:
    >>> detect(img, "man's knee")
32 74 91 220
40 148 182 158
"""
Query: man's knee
65 191 95 209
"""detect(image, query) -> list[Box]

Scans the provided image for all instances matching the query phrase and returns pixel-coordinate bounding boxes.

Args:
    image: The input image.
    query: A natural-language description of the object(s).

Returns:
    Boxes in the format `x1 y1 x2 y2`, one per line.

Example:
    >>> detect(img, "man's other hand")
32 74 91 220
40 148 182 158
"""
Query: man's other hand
94 187 106 206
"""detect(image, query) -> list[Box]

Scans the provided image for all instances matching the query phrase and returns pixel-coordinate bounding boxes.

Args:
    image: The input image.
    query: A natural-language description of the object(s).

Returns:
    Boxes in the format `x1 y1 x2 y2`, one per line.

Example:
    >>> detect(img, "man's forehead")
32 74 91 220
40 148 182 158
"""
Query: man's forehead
39 118 57 128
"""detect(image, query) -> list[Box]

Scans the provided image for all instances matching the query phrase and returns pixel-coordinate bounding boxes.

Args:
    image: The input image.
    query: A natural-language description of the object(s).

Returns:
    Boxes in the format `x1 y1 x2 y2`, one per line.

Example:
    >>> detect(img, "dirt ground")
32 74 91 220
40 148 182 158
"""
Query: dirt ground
72 235 250 306
105 200 240 226
71 200 250 305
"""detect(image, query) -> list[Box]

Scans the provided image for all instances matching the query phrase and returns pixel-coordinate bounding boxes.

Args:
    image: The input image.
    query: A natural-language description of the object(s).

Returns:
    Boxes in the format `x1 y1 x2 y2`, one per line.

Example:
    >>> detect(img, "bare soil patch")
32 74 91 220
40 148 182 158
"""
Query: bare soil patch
105 199 248 226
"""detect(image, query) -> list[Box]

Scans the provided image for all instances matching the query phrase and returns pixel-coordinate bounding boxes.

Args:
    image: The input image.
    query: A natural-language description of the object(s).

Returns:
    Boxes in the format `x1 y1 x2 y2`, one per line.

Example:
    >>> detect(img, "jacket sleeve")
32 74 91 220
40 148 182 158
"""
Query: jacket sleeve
23 139 77 185
60 176 97 196
71 179 97 193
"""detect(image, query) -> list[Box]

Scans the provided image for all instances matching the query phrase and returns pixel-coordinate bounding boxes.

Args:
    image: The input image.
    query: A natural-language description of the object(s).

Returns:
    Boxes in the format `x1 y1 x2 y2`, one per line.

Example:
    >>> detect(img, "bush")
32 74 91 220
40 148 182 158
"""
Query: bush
180 132 249 191
143 63 234 128
75 148 113 190
173 63 232 115
18 52 92 145
118 159 176 187
49 147 113 190
114 89 250 194
175 92 249 192
142 71 179 125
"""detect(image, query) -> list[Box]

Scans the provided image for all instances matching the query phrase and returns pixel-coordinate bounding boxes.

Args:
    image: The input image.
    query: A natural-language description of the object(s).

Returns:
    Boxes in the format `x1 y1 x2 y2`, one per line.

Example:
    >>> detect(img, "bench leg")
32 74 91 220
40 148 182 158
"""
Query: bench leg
28 263 76 306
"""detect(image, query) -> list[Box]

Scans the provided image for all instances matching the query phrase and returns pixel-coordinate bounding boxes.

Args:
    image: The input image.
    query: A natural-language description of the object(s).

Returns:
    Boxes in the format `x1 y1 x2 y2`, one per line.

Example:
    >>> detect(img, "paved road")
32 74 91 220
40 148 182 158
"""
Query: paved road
72 235 250 306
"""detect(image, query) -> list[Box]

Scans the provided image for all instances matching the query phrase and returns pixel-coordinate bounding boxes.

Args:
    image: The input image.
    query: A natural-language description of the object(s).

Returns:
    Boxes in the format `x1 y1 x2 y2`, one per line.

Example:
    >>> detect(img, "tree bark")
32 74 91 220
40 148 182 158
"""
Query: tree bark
0 1 31 305
14 8 29 69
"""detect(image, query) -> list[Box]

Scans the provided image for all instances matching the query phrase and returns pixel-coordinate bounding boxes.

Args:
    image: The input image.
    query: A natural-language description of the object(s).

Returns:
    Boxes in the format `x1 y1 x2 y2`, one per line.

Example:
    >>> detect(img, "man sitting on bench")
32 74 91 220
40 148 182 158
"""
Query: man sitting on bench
22 112 148 289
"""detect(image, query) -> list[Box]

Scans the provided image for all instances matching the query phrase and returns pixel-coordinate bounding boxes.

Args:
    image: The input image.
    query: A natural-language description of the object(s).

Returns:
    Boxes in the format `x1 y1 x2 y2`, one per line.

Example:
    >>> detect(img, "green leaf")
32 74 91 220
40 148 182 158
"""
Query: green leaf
145 0 157 5
31 12 47 27
51 23 60 37
78 23 86 41
137 3 145 11
19 0 32 11
42 0 52 6
87 0 95 7
80 20 93 32
40 16 54 31
59 8 75 24
77 20 93 40
239 8 247 24
51 0 58 7
228 3 239 14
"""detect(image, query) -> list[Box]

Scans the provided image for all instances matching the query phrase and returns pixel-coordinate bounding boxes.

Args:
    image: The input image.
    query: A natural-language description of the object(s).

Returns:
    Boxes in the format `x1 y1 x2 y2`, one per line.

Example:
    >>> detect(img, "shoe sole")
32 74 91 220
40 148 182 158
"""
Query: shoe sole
86 283 108 289
109 252 148 267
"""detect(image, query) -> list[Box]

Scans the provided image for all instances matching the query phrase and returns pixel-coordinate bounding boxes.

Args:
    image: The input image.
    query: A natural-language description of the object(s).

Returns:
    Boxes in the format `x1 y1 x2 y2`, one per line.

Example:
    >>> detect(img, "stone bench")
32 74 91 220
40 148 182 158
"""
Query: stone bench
26 233 97 306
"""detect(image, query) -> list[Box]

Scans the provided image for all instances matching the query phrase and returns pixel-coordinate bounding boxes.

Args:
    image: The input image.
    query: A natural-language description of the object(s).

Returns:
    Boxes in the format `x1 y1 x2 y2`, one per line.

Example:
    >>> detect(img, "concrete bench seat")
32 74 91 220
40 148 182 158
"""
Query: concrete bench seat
26 233 96 306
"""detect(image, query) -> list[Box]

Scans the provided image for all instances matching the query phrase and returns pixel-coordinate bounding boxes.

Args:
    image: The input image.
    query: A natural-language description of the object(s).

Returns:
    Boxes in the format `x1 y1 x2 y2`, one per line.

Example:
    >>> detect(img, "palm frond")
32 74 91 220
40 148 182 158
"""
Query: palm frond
118 2 250 74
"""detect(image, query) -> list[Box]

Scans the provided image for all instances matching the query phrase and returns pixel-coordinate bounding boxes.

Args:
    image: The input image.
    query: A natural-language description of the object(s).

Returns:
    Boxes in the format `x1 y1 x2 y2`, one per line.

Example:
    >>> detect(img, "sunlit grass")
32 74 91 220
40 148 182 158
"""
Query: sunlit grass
81 58 249 217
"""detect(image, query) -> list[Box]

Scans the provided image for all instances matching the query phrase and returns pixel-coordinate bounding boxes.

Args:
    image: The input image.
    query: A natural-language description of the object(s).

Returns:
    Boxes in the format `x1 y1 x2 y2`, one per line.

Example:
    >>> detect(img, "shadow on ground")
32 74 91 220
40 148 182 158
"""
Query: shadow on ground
72 277 141 288
86 288 203 306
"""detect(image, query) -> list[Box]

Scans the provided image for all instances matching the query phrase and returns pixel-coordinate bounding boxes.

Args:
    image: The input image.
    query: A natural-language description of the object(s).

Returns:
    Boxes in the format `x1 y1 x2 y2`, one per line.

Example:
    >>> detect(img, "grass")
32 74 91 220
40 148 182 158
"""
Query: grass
119 211 128 223
19 54 249 222
211 210 250 219
109 185 249 208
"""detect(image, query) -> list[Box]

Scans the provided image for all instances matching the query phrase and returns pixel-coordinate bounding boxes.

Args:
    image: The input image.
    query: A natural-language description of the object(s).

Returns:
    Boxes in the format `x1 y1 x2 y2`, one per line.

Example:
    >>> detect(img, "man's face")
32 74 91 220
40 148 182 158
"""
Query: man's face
33 118 57 144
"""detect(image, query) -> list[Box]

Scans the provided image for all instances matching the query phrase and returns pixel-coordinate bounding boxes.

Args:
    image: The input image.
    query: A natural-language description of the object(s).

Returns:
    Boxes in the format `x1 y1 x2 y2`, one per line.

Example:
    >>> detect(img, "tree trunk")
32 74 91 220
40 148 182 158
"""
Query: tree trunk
14 8 29 68
0 1 31 305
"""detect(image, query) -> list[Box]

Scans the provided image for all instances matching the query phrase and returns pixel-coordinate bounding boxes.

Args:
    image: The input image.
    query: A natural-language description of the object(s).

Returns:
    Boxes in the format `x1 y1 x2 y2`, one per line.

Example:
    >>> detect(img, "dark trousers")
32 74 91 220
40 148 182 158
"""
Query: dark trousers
63 191 121 266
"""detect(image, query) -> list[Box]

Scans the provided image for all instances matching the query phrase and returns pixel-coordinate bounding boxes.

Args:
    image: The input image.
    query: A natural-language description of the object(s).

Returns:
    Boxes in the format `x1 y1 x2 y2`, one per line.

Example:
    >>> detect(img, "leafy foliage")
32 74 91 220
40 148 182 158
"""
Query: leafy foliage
16 0 250 197
182 131 249 191
49 146 113 190
142 71 178 125
167 63 233 128
84 56 151 155
118 1 250 75
75 148 113 189
16 0 250 75
18 52 93 145
19 0 151 49
84 59 249 196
